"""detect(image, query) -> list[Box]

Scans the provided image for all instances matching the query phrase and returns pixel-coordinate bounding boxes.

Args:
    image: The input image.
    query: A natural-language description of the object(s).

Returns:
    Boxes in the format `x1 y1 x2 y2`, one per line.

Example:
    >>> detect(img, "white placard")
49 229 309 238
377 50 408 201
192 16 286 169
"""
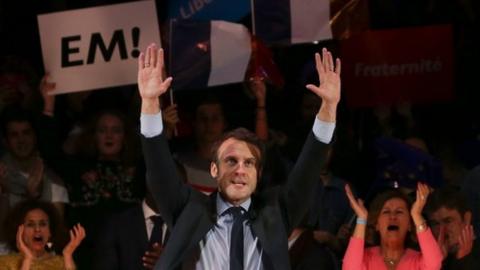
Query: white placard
38 0 161 94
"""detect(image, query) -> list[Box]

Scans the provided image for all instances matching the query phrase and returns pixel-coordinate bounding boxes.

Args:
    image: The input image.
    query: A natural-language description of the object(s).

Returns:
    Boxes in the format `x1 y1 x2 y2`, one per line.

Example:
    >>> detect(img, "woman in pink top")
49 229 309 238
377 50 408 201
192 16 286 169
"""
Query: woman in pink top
343 182 443 270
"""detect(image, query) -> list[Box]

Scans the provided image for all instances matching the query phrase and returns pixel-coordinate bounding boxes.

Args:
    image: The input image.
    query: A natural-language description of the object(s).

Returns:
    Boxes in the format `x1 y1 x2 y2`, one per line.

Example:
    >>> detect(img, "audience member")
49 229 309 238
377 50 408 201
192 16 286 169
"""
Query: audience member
343 182 443 270
0 200 85 269
0 108 69 245
306 147 353 258
426 187 479 269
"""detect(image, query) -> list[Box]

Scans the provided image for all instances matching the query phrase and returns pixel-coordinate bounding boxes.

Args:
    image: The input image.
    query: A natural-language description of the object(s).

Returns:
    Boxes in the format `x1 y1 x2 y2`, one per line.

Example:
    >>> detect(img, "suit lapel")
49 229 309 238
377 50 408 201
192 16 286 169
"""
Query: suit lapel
160 193 216 269
183 192 217 253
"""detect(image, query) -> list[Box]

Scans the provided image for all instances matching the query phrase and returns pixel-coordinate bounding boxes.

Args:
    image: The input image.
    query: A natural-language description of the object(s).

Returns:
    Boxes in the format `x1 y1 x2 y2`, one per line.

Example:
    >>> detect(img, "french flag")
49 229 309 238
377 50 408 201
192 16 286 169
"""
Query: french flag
170 20 251 90
253 0 332 45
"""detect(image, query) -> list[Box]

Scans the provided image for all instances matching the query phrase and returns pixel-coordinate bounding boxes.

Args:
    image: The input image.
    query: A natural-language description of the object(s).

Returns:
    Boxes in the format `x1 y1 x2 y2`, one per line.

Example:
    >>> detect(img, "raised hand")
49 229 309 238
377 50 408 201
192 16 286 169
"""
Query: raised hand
39 74 56 115
162 104 179 138
345 184 368 219
142 242 163 269
62 223 85 270
306 48 341 122
411 182 430 219
249 77 267 107
16 225 34 260
163 104 180 128
456 224 474 259
137 44 172 101
62 223 86 257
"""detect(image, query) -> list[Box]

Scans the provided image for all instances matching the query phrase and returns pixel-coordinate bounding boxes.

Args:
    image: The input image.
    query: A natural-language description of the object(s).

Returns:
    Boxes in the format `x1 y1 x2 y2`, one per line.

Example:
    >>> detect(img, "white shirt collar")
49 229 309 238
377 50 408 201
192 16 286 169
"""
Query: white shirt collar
142 199 158 220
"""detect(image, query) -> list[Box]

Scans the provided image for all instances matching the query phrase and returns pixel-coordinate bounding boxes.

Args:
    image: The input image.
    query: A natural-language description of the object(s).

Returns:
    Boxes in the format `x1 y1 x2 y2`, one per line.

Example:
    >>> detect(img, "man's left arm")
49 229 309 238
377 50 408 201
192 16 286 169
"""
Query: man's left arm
282 48 341 230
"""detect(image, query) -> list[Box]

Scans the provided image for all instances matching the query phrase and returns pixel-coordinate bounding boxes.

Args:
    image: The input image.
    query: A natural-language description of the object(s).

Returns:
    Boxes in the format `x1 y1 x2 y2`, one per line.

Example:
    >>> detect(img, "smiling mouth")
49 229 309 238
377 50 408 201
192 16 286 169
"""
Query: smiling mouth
387 225 399 231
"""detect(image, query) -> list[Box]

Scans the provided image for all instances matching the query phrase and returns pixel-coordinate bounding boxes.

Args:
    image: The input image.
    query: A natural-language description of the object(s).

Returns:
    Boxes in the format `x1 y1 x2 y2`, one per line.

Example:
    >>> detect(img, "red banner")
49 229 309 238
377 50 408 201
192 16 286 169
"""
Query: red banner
340 25 454 108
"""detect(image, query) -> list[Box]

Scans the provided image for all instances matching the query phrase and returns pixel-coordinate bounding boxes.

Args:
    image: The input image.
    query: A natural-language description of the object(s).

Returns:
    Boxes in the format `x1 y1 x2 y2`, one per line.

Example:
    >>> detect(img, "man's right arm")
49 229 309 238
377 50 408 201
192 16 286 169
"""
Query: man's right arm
138 44 188 225
282 48 341 230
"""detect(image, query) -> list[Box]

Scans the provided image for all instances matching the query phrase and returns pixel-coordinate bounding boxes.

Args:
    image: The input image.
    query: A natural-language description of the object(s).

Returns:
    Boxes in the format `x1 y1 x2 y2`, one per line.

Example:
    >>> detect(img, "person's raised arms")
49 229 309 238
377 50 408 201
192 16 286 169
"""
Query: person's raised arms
306 48 341 123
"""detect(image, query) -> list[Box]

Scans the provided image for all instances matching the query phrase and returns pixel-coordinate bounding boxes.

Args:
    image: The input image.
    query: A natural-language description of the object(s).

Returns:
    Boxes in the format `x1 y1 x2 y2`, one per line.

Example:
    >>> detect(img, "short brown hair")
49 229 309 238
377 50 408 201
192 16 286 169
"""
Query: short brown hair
210 128 265 172
425 187 471 216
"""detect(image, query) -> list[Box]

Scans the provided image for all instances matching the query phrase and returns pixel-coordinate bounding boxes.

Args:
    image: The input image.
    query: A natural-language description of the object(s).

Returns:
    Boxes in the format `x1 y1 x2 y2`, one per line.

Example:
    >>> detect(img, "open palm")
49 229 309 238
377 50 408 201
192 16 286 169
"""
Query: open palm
62 223 86 257
345 184 368 219
137 44 172 100
306 48 341 106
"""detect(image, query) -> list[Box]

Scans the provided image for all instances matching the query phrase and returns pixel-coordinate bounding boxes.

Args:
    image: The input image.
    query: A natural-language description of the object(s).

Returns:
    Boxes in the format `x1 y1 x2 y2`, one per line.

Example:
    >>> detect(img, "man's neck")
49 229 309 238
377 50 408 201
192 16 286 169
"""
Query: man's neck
216 193 251 215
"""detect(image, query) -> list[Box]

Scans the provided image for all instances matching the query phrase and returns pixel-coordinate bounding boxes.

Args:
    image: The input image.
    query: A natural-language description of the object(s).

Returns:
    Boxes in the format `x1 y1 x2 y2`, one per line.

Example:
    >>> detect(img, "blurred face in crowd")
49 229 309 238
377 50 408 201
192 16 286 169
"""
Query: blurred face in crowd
5 121 37 160
428 207 471 253
95 113 125 160
376 198 411 244
23 208 51 256
0 73 32 109
211 138 259 206
195 103 226 145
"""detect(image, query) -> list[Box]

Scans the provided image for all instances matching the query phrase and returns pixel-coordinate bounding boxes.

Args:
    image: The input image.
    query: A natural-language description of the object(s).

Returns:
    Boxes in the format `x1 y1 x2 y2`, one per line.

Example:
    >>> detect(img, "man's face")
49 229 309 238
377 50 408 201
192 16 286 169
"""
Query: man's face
210 138 258 206
195 104 226 144
5 121 37 159
429 207 471 253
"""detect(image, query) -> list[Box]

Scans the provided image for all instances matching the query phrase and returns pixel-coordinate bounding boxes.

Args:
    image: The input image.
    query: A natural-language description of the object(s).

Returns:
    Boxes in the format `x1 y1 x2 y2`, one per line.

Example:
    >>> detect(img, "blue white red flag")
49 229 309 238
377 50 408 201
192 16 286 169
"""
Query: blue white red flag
253 0 332 45
170 20 251 90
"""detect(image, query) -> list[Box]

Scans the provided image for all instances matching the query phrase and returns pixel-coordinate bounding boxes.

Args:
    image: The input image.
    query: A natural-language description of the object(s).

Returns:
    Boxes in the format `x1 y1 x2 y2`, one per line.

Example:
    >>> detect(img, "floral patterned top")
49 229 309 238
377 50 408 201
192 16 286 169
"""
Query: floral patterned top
70 160 141 207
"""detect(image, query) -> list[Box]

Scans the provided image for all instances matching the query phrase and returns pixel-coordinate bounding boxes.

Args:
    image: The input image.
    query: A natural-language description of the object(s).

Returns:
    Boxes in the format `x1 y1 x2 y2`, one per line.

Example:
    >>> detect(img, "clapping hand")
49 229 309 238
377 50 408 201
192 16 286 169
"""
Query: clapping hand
345 184 368 220
62 223 86 257
249 77 266 107
456 224 474 259
410 182 430 219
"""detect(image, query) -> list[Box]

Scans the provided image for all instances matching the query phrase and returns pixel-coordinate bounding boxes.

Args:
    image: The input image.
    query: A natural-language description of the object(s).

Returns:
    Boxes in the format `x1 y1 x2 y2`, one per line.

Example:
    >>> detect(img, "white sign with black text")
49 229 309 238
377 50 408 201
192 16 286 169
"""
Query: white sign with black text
38 0 161 94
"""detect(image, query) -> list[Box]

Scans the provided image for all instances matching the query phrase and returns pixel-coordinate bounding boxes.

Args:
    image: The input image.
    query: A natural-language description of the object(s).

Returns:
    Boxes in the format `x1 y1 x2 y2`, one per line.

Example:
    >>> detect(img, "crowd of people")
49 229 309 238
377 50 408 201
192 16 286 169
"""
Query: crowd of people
0 42 479 270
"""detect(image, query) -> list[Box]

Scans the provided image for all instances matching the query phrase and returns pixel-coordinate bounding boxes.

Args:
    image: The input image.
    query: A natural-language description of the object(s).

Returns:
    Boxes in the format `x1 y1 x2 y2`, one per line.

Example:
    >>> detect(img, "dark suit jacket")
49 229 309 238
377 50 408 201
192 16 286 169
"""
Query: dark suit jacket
92 204 149 270
142 131 329 270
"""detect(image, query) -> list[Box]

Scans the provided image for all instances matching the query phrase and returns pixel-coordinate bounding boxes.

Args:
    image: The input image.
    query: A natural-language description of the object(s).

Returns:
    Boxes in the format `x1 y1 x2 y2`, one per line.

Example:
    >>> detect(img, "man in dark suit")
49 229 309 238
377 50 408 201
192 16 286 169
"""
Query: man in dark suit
92 192 167 270
137 44 341 270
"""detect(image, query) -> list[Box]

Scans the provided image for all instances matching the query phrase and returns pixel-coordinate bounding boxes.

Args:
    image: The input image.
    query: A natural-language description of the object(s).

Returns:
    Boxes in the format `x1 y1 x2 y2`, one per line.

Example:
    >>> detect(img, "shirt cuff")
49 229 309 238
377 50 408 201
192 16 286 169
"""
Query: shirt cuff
140 112 163 138
312 117 335 144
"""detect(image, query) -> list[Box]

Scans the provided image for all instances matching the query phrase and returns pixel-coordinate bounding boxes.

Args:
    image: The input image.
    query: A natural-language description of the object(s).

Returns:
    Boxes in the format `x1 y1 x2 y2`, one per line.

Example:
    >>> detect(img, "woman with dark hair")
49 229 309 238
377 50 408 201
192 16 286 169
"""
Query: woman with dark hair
343 182 443 270
68 109 143 208
0 200 85 269
38 76 145 269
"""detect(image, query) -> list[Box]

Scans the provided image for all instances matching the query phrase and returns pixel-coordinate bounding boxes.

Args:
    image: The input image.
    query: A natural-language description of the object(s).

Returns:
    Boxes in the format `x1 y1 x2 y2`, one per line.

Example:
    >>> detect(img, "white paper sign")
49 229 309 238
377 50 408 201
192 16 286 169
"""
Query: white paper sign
38 0 161 94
